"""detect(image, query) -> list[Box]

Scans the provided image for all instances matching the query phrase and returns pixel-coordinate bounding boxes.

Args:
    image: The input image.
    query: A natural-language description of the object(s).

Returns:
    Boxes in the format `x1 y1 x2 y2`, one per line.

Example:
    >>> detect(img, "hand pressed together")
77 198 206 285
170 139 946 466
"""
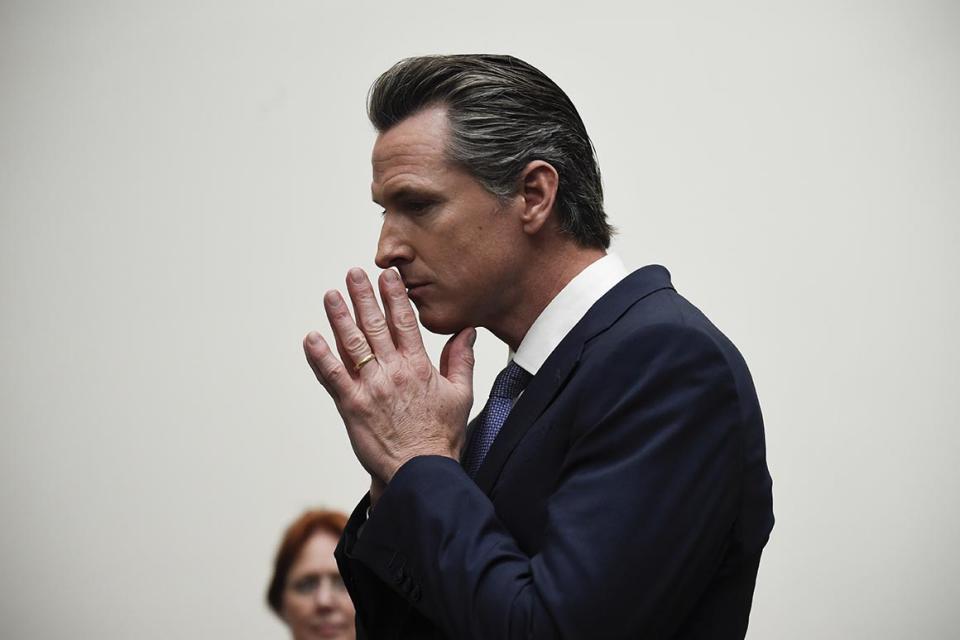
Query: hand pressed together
303 267 476 501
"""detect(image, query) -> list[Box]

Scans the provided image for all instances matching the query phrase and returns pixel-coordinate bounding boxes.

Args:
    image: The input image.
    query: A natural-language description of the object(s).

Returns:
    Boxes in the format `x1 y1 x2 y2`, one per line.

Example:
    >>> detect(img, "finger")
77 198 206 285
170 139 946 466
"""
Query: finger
324 290 377 375
346 268 397 362
377 269 406 348
324 292 360 379
440 327 476 390
379 269 426 356
303 331 354 400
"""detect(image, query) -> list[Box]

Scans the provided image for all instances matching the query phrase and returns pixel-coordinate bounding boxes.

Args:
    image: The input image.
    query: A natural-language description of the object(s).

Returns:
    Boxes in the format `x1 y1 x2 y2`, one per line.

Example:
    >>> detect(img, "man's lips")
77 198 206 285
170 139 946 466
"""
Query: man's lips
402 280 430 292
404 281 431 302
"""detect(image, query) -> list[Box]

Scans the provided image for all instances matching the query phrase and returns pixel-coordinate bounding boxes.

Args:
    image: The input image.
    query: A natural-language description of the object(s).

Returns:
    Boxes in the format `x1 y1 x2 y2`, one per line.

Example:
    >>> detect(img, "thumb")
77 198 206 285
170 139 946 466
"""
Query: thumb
440 327 476 389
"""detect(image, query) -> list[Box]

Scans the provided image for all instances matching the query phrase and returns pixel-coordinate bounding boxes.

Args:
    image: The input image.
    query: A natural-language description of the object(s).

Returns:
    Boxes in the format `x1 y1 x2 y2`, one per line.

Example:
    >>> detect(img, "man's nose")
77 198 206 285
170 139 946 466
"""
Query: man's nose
375 216 414 269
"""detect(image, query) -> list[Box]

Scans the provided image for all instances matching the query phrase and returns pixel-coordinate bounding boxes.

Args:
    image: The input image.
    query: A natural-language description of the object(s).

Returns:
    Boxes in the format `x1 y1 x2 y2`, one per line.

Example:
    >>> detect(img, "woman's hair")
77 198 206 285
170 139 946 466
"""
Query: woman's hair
266 509 349 616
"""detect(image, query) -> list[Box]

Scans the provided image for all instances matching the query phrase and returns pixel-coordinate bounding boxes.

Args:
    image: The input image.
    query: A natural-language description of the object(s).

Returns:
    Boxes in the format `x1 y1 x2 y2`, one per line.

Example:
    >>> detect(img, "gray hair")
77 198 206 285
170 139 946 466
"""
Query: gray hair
367 54 613 249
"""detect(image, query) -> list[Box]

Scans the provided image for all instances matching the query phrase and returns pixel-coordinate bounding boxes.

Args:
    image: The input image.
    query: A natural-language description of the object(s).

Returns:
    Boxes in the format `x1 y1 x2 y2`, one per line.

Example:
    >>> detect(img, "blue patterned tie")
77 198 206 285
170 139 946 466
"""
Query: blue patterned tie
463 360 532 478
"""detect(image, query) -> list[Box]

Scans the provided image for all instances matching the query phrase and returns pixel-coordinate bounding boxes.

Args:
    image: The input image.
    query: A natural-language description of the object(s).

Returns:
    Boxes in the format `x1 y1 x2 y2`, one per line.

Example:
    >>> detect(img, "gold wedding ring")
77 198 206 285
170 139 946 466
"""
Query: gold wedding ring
354 353 377 372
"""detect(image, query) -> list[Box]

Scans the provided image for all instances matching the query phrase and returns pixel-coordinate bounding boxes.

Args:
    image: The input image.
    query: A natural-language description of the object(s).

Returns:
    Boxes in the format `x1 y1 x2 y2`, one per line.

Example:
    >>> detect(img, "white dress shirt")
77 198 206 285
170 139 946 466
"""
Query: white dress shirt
512 253 629 375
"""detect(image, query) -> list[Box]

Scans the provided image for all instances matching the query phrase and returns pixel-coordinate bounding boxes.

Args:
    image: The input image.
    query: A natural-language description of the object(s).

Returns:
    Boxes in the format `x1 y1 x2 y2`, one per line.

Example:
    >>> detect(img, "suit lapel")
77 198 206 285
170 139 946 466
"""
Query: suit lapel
473 265 675 495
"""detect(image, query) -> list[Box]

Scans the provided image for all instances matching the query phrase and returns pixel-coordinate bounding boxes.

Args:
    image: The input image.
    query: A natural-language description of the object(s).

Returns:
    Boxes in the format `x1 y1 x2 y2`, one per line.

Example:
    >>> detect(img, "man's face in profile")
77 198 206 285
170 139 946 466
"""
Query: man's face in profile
371 106 528 335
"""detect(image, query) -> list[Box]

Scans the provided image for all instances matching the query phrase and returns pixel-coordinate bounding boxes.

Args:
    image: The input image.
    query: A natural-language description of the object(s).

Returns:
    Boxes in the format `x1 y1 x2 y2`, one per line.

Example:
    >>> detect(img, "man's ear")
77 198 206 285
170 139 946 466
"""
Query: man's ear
518 160 559 235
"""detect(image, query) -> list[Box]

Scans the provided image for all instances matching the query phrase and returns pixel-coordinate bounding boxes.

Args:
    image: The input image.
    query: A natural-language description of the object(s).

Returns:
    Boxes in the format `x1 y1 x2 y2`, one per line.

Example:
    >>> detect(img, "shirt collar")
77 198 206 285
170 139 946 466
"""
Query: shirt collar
511 253 629 375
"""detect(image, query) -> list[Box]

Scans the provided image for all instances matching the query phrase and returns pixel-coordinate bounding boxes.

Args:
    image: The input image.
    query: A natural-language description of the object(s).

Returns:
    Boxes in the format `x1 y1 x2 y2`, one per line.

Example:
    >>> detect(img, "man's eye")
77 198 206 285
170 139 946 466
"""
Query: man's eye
403 201 433 213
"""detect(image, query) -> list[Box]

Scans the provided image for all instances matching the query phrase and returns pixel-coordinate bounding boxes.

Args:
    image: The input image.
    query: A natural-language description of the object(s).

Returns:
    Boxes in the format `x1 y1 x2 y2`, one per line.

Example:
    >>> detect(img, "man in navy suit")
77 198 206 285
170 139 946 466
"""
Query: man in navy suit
303 55 774 638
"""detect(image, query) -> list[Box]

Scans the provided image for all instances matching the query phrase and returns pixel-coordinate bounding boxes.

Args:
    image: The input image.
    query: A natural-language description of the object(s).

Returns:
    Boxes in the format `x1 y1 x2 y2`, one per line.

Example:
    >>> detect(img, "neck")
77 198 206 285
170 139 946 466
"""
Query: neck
487 244 606 352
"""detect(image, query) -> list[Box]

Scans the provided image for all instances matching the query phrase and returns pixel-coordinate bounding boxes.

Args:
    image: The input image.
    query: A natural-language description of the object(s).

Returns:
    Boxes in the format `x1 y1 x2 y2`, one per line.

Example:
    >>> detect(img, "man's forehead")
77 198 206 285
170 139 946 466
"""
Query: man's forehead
371 107 451 198
371 142 446 179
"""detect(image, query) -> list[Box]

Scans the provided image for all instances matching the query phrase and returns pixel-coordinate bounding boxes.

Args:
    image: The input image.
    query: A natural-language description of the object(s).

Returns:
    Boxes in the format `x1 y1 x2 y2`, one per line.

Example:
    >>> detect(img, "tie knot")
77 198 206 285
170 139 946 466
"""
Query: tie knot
490 361 532 399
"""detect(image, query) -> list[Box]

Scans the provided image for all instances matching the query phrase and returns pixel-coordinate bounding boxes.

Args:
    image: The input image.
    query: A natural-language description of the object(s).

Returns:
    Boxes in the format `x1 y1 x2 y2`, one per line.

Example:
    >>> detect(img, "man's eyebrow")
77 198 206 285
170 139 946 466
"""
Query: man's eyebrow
375 185 440 205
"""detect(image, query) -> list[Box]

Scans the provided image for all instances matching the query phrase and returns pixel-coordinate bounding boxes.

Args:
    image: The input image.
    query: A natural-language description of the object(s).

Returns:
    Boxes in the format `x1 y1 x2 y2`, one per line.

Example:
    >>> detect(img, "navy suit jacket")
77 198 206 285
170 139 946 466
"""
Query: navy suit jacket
335 266 774 639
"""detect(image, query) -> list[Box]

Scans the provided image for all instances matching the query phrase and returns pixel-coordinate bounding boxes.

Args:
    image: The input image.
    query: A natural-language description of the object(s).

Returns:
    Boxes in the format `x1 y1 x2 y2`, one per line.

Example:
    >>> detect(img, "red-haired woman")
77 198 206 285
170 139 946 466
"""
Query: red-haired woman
267 510 356 640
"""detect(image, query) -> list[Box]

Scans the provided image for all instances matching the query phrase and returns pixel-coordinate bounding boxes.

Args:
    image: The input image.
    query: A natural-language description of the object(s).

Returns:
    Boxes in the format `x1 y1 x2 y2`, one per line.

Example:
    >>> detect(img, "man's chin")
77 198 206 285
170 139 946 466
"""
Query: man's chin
416 309 469 336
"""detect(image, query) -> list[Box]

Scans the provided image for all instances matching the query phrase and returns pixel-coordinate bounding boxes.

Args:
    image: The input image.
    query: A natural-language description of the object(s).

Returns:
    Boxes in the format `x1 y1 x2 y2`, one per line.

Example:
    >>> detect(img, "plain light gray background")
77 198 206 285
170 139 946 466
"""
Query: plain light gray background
2 1 957 637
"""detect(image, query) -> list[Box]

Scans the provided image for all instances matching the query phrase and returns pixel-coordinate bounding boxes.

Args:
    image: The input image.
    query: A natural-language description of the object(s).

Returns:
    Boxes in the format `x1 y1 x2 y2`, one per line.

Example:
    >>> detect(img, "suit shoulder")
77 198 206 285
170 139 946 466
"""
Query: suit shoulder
589 288 735 356
582 288 758 403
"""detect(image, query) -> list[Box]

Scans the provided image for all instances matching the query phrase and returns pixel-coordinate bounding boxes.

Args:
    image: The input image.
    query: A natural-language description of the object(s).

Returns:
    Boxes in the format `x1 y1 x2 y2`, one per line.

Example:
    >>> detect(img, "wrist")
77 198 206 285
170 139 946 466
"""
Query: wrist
369 476 386 509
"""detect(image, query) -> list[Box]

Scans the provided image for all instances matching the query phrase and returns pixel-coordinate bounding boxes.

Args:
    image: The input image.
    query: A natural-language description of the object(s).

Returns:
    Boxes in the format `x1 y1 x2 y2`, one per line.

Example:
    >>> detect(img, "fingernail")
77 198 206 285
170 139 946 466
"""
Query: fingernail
468 328 477 347
384 269 399 283
306 331 321 345
325 291 341 307
349 268 364 284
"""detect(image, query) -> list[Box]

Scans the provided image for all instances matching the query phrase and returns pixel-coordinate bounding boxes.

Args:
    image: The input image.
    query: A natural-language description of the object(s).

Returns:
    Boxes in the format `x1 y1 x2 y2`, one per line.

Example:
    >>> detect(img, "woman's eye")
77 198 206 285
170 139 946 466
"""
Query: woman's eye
292 576 319 594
